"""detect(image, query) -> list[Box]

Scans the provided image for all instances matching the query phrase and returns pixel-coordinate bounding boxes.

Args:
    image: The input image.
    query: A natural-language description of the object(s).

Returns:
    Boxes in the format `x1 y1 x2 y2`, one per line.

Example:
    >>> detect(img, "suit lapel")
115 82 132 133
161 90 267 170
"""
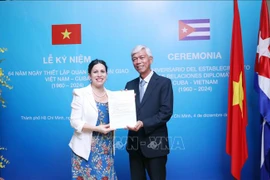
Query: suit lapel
85 85 98 112
135 78 141 106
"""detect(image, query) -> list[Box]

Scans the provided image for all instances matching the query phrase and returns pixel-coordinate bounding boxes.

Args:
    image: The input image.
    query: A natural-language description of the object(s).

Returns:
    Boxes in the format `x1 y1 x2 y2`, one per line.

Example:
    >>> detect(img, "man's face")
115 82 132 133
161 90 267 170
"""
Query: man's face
132 49 152 78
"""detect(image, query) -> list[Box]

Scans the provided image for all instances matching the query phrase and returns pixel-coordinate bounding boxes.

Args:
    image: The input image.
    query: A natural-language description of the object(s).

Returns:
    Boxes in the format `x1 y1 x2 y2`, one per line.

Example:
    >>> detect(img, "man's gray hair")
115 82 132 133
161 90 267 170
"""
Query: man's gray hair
131 45 153 57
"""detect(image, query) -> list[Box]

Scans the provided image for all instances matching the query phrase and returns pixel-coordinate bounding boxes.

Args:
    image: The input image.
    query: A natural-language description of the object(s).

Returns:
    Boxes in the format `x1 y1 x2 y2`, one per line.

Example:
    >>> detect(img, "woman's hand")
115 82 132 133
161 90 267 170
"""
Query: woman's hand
96 124 114 134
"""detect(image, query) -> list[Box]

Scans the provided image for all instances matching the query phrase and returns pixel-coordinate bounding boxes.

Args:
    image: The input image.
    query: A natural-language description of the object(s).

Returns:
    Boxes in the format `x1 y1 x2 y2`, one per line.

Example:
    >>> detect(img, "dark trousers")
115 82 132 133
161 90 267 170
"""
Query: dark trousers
129 151 167 180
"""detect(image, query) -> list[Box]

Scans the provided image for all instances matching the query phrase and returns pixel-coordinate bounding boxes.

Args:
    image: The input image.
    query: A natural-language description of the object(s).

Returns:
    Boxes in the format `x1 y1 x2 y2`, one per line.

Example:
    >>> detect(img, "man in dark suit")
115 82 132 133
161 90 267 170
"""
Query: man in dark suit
125 45 174 180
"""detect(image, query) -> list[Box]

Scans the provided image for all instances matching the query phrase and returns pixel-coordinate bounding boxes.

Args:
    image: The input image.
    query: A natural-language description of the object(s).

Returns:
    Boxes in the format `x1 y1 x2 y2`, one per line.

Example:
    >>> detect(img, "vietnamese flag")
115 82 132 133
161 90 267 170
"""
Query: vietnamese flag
52 24 81 45
226 0 248 180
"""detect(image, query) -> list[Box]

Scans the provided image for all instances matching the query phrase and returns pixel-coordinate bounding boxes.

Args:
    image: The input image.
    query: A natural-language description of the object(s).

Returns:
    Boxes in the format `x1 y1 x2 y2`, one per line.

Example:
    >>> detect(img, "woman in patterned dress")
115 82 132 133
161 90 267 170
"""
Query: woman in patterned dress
69 59 117 180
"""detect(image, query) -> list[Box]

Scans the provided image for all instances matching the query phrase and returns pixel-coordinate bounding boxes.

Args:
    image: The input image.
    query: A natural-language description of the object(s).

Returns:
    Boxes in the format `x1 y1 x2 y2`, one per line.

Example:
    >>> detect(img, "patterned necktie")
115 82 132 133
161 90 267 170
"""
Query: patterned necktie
139 79 146 102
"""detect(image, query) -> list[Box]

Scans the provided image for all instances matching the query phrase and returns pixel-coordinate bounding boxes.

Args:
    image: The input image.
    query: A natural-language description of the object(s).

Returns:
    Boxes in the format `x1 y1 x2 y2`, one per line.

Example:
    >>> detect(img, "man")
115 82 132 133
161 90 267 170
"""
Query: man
125 45 174 180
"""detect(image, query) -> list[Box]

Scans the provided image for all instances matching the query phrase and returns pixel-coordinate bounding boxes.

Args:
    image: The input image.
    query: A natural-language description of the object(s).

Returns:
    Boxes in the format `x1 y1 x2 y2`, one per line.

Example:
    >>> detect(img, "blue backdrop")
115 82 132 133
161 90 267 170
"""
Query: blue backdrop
0 1 262 179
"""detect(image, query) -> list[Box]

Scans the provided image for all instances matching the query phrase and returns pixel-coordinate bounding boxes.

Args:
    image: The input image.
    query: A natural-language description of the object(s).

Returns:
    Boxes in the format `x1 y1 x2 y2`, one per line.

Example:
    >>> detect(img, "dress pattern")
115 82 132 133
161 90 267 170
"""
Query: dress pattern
72 102 117 180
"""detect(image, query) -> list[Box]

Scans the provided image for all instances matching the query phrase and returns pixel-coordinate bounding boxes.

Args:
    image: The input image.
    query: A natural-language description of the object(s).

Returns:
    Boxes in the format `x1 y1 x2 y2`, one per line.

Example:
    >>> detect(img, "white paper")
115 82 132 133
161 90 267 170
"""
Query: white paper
108 90 137 129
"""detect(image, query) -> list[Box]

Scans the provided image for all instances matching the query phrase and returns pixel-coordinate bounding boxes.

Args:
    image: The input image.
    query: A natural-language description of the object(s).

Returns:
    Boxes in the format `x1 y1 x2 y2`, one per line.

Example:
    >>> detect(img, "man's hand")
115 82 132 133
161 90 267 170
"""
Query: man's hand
127 120 143 131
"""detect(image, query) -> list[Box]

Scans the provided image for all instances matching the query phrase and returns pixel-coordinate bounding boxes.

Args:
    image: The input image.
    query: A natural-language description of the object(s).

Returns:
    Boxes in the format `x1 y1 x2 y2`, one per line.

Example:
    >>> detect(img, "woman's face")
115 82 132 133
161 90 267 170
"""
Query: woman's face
89 63 107 87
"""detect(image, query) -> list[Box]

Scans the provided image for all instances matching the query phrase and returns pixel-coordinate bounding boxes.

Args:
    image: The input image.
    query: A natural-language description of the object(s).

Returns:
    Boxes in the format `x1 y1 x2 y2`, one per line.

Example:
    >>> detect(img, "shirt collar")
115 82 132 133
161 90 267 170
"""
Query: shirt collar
140 70 153 83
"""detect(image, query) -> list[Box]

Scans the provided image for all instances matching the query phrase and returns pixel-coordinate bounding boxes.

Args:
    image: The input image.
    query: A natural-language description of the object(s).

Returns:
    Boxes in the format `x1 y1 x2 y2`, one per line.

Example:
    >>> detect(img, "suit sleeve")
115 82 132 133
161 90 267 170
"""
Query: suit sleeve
143 79 174 135
124 83 129 90
70 89 85 133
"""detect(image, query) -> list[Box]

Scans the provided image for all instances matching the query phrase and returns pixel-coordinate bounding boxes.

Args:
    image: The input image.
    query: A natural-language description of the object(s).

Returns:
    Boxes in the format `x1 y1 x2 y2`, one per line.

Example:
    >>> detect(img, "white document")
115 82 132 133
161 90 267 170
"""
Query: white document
108 90 137 129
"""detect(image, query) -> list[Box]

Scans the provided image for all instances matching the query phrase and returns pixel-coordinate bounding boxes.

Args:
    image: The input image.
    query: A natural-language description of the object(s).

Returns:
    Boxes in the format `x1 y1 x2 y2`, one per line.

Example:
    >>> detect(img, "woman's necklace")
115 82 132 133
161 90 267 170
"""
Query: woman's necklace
92 89 106 98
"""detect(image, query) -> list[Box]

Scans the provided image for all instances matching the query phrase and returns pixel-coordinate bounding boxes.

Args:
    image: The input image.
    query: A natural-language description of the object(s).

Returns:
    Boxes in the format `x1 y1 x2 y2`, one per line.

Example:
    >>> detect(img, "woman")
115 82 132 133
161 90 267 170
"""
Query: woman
69 59 117 180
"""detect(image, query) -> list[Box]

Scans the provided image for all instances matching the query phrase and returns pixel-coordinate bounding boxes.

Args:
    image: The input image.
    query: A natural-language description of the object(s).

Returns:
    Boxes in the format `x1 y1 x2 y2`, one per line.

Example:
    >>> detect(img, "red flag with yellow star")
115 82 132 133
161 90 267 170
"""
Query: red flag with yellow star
52 24 81 45
226 0 248 180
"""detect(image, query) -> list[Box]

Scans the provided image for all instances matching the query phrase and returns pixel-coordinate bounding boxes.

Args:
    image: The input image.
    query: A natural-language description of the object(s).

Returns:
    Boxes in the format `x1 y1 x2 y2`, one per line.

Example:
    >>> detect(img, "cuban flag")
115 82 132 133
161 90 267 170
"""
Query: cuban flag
179 19 210 40
254 0 270 179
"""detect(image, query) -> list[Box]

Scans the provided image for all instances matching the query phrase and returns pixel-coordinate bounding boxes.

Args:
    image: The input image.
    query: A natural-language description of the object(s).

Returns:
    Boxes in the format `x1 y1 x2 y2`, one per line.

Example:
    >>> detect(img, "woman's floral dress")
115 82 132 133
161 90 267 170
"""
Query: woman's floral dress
72 102 117 180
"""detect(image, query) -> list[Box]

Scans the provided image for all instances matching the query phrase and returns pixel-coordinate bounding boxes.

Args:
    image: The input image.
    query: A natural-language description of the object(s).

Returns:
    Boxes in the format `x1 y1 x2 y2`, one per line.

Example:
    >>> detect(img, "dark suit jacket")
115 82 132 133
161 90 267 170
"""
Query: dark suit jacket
125 72 173 158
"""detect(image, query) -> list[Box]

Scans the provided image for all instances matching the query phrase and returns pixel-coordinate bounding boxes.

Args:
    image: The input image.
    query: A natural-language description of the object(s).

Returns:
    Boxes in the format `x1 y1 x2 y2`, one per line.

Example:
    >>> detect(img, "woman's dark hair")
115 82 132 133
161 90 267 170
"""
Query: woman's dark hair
88 59 108 74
